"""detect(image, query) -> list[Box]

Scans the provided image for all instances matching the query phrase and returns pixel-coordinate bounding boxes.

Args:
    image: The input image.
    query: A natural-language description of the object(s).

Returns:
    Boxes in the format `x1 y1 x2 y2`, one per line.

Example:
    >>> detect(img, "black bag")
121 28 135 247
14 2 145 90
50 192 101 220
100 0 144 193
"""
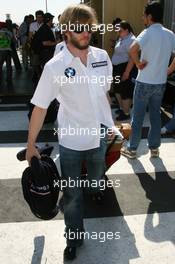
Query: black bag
21 155 60 220
28 99 59 124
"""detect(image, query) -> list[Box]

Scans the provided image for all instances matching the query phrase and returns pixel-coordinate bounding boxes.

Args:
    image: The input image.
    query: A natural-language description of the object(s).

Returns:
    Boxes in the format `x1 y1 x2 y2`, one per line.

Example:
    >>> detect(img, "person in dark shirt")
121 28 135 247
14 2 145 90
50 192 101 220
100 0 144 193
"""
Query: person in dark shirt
18 16 30 70
36 13 57 69
6 19 22 71
0 22 13 87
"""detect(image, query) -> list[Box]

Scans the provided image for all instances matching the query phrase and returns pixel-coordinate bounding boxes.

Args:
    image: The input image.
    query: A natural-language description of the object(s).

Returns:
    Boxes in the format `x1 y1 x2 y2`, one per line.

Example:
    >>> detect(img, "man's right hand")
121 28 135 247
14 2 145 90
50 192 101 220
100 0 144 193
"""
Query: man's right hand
25 144 41 165
25 106 47 165
136 60 148 70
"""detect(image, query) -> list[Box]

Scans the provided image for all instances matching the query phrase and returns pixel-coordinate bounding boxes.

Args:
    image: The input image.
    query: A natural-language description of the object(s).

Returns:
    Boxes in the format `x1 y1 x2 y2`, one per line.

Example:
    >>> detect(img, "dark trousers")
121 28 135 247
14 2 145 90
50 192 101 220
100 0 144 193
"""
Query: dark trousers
39 49 54 69
0 50 12 83
11 46 21 70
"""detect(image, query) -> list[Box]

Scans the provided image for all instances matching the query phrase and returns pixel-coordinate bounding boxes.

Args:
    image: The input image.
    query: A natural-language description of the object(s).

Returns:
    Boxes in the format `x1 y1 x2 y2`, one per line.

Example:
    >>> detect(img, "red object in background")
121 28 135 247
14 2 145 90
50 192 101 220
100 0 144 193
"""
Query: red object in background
81 150 121 175
0 22 6 29
105 151 120 169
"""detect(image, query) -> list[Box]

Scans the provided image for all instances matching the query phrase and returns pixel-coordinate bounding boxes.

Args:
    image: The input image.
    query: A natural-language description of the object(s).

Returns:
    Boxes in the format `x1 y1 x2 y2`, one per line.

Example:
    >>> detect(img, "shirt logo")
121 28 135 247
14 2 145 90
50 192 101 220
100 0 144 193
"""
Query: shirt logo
64 67 76 78
60 45 64 51
92 61 108 68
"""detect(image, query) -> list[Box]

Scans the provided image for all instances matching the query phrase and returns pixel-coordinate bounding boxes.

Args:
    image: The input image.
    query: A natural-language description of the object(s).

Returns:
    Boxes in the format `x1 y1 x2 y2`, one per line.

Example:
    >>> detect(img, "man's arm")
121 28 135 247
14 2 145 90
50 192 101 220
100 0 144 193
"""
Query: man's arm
42 40 57 46
25 61 58 165
129 41 147 70
168 55 175 75
29 23 35 41
26 106 47 164
121 58 134 81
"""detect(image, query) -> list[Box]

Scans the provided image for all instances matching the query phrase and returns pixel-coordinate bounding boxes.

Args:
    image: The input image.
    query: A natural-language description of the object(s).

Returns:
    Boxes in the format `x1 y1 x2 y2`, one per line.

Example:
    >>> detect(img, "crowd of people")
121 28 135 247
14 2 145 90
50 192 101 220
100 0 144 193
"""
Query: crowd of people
0 10 63 87
0 19 22 86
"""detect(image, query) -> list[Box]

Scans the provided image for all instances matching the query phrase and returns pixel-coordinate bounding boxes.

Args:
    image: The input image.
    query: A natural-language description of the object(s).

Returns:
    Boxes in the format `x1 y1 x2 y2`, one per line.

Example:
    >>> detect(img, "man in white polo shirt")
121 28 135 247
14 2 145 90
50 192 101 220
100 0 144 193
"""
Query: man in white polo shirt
29 10 44 37
54 40 66 56
26 4 122 260
121 1 175 159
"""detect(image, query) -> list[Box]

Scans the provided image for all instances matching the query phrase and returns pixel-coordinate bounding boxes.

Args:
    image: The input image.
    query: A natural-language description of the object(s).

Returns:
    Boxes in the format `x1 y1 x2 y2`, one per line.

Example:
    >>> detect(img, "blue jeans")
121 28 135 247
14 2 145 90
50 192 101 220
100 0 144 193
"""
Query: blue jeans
128 81 166 150
165 104 175 132
59 130 107 246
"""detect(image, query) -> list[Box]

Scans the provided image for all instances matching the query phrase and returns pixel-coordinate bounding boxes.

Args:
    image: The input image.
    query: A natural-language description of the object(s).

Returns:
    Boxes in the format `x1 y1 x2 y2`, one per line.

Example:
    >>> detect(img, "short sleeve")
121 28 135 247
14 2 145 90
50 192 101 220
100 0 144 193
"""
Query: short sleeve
126 36 136 52
31 64 59 109
135 29 148 50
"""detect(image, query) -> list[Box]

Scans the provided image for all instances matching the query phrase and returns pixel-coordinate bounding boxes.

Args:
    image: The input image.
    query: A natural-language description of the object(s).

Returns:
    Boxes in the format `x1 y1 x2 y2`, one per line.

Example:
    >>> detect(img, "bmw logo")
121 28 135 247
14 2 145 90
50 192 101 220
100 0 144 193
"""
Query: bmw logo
64 67 76 78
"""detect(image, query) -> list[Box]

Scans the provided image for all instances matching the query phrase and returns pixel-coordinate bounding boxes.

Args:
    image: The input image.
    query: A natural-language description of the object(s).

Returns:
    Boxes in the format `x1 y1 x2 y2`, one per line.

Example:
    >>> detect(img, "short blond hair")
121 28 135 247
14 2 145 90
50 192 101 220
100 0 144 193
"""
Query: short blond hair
59 4 98 27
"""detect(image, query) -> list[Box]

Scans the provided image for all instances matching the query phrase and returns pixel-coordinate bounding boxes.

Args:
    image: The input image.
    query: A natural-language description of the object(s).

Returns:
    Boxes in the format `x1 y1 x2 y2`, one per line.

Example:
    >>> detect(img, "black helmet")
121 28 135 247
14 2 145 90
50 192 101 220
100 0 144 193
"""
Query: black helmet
21 155 60 220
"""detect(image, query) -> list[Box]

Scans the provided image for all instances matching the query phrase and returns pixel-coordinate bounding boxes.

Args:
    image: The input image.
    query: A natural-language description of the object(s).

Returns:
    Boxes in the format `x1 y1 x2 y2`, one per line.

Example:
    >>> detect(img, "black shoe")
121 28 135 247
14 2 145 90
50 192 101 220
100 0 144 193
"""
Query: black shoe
64 246 76 261
92 191 105 205
116 112 130 121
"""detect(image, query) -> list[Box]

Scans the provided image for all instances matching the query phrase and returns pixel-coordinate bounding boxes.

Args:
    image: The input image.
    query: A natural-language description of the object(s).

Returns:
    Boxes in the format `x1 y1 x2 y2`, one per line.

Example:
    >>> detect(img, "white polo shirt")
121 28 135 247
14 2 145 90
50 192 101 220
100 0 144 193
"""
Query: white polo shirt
135 23 175 84
29 21 43 34
54 41 66 56
31 45 116 150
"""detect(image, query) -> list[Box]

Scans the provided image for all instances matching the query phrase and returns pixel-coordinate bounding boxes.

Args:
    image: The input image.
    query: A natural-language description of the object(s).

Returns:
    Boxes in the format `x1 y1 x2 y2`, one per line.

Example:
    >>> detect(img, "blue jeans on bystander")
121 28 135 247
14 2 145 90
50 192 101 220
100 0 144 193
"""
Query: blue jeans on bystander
128 81 166 151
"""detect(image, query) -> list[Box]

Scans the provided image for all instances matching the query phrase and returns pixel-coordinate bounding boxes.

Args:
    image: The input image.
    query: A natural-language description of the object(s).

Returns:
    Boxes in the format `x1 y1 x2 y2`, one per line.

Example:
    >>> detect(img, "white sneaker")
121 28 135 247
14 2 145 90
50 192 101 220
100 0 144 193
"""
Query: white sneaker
121 147 137 159
150 148 159 158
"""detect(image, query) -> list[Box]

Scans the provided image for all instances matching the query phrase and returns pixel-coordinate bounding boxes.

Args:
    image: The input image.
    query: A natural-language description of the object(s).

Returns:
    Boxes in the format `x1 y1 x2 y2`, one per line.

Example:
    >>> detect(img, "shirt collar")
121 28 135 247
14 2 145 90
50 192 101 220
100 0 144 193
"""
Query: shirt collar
120 33 133 41
149 23 162 28
87 46 98 61
36 22 43 28
63 44 97 66
62 44 75 66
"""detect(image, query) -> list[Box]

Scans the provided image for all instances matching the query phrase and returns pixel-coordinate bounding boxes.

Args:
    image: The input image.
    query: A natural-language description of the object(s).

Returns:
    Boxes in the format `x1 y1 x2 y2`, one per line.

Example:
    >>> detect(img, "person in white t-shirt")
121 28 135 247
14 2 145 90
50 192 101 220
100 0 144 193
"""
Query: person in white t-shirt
29 10 44 39
25 4 123 261
121 1 175 159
